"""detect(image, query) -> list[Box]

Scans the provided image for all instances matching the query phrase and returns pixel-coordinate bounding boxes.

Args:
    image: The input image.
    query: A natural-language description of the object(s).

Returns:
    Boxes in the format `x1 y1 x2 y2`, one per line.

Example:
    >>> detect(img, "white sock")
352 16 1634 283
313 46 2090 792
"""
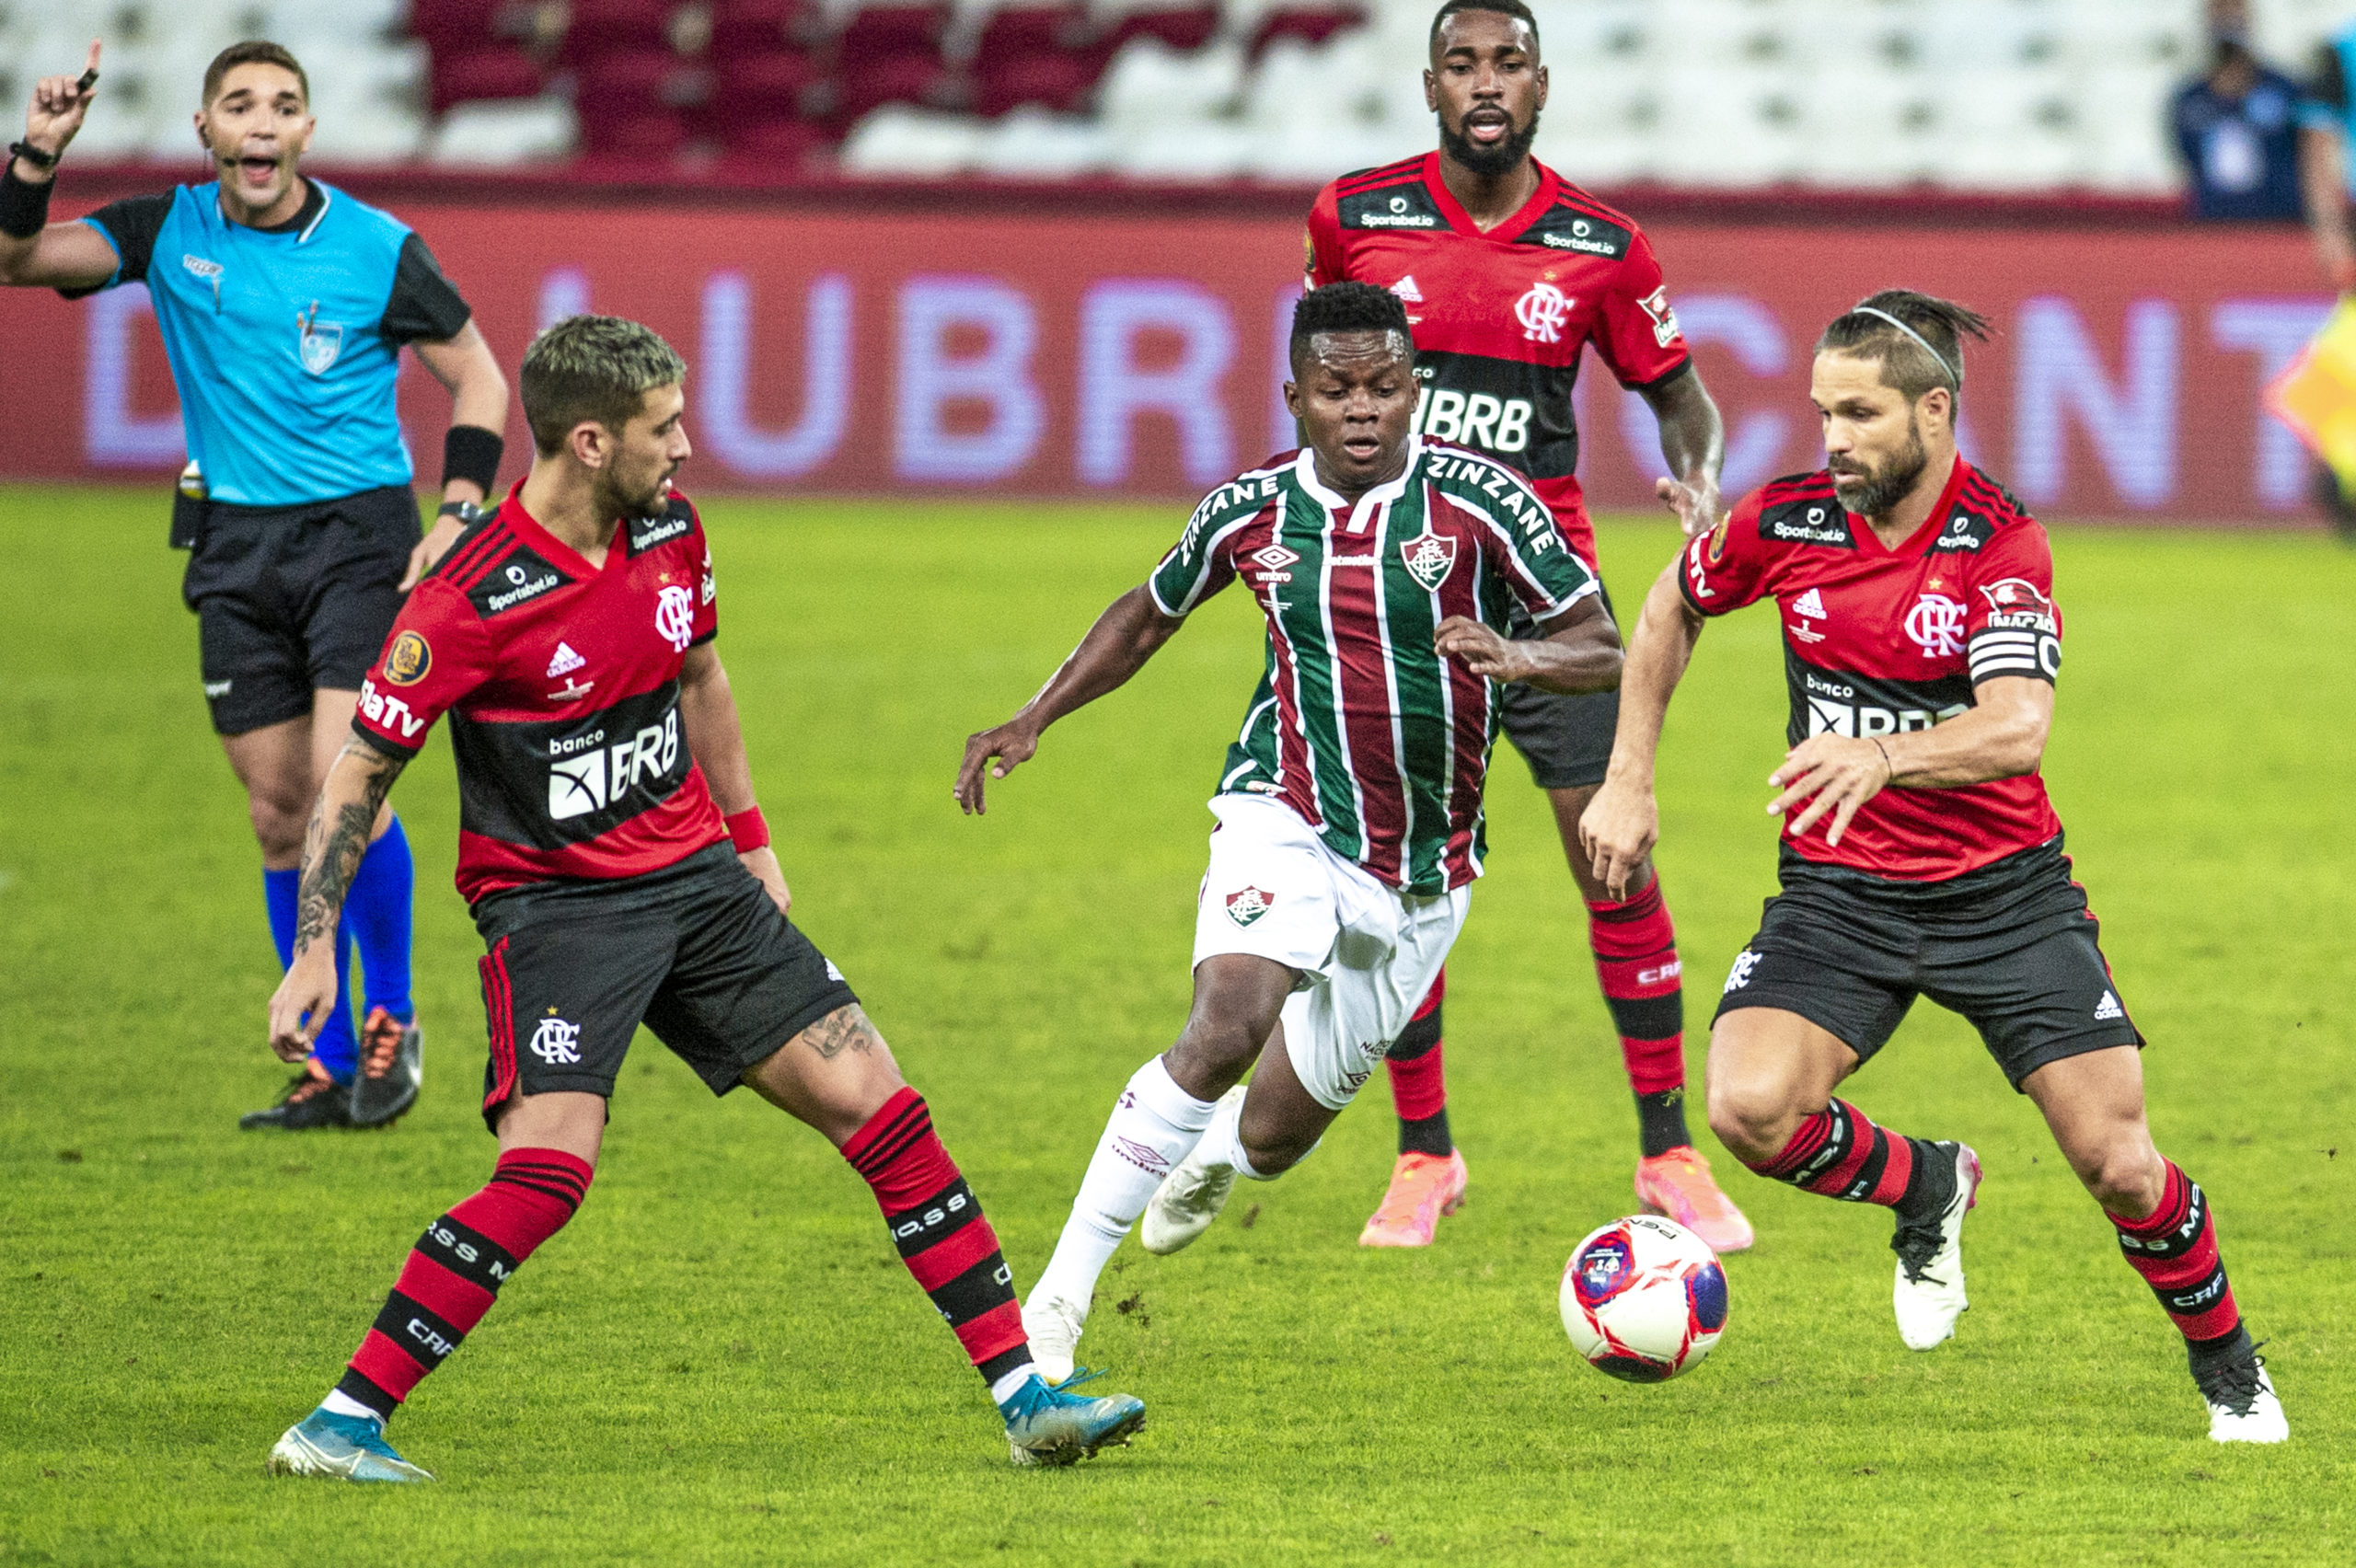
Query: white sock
1194 1089 1267 1180
1028 1057 1216 1312
989 1362 1039 1406
319 1389 381 1424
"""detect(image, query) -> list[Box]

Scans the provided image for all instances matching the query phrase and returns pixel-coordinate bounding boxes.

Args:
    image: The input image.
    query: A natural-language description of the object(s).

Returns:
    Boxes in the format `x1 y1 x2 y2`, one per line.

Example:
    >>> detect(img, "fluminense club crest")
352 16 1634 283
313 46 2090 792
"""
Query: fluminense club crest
1224 886 1274 926
1399 527 1457 592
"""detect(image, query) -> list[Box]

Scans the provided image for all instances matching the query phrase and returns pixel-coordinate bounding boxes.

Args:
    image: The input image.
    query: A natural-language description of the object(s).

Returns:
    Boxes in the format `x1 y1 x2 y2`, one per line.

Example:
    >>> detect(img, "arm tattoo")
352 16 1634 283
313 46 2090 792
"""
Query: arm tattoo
292 742 406 955
796 1004 880 1061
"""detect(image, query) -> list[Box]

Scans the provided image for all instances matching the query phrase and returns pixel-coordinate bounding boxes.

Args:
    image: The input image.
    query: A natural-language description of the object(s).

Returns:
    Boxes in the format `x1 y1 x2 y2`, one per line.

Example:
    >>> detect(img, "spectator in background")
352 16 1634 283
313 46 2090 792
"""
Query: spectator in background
2173 0 2304 222
2300 9 2356 287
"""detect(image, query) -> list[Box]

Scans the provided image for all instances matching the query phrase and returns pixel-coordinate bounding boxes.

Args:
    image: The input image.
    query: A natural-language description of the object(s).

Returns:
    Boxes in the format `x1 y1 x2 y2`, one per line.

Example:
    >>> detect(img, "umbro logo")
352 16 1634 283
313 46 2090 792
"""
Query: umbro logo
547 641 585 678
2095 991 2125 1021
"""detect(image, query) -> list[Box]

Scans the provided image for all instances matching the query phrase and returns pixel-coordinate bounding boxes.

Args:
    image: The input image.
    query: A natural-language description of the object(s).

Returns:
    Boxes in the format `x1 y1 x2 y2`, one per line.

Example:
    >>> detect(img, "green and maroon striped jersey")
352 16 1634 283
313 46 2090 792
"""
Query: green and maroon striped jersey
1149 435 1601 894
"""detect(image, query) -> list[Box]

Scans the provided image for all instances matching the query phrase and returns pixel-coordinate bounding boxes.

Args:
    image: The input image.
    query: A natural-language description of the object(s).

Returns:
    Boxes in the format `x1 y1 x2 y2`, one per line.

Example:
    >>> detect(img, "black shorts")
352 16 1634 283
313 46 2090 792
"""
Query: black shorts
470 845 860 1131
1496 587 1621 791
180 486 421 735
1714 836 2143 1090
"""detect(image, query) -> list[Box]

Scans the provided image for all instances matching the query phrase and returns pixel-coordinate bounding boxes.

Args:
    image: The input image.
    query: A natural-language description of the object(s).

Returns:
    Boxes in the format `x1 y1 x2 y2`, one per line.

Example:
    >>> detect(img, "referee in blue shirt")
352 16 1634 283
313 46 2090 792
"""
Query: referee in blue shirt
0 40 511 1130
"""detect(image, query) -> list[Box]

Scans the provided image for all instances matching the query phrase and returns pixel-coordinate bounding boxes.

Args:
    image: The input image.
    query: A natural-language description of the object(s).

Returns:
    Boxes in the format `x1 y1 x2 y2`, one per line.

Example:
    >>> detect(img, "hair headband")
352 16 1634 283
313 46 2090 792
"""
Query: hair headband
1850 306 1959 391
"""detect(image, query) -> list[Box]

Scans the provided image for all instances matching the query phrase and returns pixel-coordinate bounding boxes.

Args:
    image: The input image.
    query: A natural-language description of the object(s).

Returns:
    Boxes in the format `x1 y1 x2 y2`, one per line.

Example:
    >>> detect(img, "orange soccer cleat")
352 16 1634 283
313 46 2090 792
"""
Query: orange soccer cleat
1634 1147 1755 1253
1358 1150 1468 1248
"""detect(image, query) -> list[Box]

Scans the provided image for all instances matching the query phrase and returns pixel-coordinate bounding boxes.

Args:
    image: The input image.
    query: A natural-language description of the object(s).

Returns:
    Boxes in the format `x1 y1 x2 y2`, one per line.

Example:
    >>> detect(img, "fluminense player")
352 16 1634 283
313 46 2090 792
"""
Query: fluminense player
1305 0 1750 1251
0 40 510 1129
1579 291 2287 1443
957 283 1624 1382
262 317 1144 1482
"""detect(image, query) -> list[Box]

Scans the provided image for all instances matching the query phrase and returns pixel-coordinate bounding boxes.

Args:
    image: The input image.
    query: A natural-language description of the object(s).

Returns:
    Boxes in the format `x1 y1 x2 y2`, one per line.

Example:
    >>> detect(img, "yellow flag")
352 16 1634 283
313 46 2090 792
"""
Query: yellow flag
2267 296 2356 499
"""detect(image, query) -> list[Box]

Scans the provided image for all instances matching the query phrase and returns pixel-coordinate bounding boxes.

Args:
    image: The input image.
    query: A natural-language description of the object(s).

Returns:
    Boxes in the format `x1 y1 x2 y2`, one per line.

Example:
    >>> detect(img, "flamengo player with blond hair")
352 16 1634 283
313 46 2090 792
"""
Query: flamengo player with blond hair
1303 0 1748 1251
1579 290 2286 1443
262 316 1144 1481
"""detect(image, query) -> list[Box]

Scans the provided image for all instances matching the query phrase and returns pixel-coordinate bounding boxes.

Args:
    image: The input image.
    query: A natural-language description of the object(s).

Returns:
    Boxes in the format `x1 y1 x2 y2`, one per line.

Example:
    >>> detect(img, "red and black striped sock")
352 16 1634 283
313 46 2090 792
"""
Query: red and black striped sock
1384 974 1451 1158
1746 1100 1946 1217
842 1087 1031 1391
2109 1161 2242 1351
1586 879 1691 1158
337 1147 593 1419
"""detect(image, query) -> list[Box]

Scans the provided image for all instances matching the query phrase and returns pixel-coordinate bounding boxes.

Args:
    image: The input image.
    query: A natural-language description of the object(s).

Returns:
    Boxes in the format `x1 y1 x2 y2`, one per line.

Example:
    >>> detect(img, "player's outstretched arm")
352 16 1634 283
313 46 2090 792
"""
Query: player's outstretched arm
0 43 121 293
267 739 407 1061
1769 675 2052 847
955 585 1184 815
678 642 790 916
1432 594 1623 696
1580 558 1707 899
1639 369 1727 539
403 322 513 589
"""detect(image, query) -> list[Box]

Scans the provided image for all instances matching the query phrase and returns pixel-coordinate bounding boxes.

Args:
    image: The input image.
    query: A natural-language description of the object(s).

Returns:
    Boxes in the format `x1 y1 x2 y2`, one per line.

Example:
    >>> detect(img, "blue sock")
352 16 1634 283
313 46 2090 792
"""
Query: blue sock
262 867 358 1083
345 816 416 1025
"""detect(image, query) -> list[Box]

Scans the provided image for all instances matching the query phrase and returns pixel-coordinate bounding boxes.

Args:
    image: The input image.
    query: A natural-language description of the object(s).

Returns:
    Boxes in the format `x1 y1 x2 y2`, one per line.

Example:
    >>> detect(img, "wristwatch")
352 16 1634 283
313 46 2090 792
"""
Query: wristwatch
437 499 488 526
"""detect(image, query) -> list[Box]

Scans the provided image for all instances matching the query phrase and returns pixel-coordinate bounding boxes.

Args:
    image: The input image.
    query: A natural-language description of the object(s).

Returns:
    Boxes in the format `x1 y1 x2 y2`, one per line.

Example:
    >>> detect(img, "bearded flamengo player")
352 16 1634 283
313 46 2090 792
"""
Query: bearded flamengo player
261 317 1144 1481
957 283 1624 1384
0 40 511 1129
1579 292 2287 1443
1303 0 1748 1251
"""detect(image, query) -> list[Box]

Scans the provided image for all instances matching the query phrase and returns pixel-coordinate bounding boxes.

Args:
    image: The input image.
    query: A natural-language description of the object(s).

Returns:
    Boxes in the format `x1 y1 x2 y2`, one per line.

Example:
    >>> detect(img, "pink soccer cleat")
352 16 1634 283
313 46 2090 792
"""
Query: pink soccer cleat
1358 1150 1468 1248
1634 1147 1756 1254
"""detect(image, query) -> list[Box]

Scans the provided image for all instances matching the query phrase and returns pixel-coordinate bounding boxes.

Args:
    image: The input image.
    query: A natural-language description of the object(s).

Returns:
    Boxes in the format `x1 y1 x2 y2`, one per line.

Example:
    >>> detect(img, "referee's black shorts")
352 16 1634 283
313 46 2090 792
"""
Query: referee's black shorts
1495 588 1620 791
180 485 421 735
469 845 860 1132
1713 837 2144 1091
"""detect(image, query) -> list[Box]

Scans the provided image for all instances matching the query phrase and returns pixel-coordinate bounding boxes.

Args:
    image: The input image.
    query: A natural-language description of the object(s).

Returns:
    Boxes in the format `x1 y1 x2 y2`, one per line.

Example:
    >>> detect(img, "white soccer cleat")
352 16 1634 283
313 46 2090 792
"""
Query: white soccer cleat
1021 1291 1087 1388
1140 1086 1246 1256
2200 1353 2289 1444
1891 1142 1981 1351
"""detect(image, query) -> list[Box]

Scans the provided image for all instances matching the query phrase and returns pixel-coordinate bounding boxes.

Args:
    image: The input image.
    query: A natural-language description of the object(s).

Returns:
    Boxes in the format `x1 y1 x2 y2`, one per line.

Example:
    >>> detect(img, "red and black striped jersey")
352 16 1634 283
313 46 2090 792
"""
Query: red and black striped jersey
1680 456 2065 882
352 482 726 904
1306 151 1692 570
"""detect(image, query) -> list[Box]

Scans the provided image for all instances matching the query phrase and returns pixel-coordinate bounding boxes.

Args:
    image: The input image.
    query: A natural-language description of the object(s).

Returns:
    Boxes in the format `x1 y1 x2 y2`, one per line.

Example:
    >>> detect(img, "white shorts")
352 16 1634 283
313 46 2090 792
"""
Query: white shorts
1191 793 1471 1111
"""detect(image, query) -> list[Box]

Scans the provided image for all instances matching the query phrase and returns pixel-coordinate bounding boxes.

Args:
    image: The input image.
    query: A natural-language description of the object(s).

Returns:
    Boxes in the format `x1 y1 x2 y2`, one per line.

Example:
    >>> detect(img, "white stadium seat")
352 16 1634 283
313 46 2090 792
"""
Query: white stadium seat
430 96 579 167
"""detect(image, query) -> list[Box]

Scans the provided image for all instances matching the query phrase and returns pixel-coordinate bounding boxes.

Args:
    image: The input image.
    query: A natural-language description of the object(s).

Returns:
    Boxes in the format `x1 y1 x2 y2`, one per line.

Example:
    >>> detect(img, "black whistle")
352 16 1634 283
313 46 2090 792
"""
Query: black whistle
76 67 99 96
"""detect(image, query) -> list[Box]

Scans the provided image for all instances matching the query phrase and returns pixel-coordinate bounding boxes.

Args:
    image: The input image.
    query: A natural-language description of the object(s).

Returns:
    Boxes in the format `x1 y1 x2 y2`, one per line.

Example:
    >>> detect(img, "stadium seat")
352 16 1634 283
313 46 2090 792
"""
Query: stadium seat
971 5 1106 118
1096 0 1222 57
1115 117 1256 179
430 94 579 164
1097 37 1245 134
968 105 1117 176
561 0 677 62
831 3 955 124
710 0 828 52
428 46 548 115
838 102 983 174
1243 5 1369 62
713 47 828 116
715 114 835 170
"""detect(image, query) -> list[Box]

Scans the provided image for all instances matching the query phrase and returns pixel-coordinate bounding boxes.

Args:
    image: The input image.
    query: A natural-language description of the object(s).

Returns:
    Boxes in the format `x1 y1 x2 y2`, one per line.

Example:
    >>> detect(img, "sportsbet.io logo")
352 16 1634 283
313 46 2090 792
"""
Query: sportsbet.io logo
1225 886 1274 927
383 630 432 686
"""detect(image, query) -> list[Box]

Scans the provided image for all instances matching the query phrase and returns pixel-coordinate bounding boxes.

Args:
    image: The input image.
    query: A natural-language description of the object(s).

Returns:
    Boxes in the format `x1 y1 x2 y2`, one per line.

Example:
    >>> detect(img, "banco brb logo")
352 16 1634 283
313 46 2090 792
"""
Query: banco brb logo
654 584 696 651
1515 282 1571 344
1904 593 1966 657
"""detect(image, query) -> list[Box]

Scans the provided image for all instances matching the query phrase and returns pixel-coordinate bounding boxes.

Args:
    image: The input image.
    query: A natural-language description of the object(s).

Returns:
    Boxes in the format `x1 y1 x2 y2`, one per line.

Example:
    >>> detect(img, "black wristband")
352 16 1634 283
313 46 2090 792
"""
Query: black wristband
0 161 54 240
441 423 503 494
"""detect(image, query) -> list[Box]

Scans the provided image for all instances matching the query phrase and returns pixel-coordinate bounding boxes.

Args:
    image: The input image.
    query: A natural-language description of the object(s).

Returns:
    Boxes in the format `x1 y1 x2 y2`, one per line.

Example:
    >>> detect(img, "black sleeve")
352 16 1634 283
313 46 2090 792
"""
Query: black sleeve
379 232 473 345
55 191 173 298
2312 44 2348 116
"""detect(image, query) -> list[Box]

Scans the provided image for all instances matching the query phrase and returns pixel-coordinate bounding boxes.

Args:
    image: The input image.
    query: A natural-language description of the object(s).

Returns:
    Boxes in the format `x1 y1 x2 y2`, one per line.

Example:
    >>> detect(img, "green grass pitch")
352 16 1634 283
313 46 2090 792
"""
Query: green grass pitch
2 484 2352 1565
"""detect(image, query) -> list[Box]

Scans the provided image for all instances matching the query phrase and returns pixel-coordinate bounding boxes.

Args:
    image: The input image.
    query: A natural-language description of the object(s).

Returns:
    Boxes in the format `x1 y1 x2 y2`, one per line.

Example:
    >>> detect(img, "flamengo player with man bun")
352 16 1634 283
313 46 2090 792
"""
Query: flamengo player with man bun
0 40 511 1130
1579 291 2287 1443
1304 0 1749 1253
262 316 1145 1481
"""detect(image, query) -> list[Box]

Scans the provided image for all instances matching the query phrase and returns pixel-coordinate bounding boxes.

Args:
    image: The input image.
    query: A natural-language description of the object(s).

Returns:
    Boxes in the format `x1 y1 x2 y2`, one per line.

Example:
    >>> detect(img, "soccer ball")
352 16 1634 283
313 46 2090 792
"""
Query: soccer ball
1559 1214 1729 1382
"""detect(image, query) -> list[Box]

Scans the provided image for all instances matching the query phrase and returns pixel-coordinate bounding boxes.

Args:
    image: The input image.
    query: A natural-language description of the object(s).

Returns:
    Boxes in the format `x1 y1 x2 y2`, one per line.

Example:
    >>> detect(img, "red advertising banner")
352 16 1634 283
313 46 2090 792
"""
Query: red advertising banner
0 186 2329 524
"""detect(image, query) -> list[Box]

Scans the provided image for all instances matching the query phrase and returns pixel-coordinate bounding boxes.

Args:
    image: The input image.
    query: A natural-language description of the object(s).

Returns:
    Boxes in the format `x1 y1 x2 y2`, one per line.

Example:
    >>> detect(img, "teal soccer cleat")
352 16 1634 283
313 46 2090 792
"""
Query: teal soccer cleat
999 1371 1146 1468
266 1407 434 1483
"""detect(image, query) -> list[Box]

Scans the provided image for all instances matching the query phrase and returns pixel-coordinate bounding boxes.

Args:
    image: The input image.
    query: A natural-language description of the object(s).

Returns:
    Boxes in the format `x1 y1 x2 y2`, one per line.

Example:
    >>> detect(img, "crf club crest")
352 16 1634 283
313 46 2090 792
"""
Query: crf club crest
1399 527 1457 591
1225 886 1274 926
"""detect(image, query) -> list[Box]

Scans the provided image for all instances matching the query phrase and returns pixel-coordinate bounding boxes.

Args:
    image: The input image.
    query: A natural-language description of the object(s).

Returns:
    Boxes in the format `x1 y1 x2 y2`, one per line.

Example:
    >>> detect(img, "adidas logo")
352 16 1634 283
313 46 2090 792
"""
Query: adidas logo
1792 587 1826 619
1390 274 1424 303
546 641 585 679
2094 990 2125 1021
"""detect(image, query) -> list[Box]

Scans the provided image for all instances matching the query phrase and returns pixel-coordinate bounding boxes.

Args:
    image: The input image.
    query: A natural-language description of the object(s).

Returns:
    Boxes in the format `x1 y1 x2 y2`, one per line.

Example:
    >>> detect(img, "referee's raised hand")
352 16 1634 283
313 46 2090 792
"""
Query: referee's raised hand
21 41 101 168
